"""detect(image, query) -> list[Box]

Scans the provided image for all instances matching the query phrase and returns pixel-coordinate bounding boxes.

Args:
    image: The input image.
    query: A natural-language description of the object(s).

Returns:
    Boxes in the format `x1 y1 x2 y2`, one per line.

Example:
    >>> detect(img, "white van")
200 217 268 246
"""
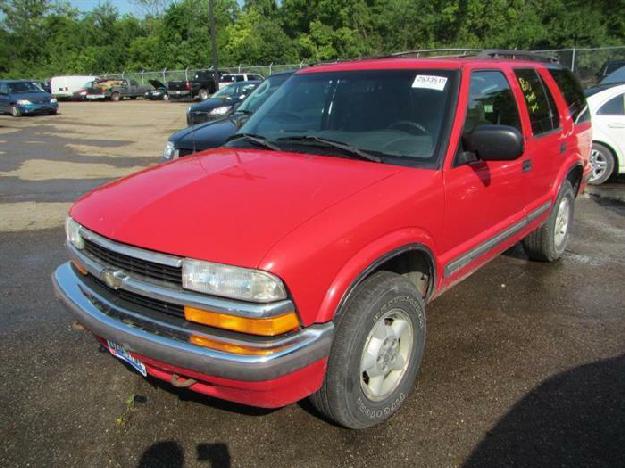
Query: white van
51 75 98 99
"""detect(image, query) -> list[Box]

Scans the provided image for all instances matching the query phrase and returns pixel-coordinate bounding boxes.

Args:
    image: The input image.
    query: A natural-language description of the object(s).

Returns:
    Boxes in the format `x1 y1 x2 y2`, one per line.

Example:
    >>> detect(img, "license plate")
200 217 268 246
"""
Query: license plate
107 340 147 377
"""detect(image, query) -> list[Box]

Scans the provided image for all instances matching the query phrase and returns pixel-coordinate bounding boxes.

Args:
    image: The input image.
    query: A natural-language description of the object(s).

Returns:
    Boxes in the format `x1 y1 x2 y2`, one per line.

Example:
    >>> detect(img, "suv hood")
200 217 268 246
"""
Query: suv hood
71 147 400 268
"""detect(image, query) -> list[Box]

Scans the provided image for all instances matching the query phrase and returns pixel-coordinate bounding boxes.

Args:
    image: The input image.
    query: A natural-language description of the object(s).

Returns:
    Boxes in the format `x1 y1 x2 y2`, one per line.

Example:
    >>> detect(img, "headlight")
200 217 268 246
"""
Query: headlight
182 259 287 303
65 217 84 249
16 99 32 106
162 141 178 161
209 106 230 115
50 98 58 103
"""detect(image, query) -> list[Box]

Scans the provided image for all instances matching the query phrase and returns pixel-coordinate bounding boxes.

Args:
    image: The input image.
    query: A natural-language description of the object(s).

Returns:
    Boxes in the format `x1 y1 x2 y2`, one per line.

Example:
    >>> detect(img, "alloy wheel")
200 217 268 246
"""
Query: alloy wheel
359 309 413 402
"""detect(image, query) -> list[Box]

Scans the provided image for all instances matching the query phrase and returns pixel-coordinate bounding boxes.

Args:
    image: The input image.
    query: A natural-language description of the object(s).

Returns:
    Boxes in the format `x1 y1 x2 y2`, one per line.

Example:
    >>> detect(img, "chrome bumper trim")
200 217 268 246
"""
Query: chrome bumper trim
69 243 294 318
52 263 333 381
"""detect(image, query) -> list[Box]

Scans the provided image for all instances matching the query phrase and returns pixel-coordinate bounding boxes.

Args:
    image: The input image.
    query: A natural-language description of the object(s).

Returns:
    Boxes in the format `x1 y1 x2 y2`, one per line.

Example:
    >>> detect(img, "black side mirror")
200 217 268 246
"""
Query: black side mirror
462 124 524 161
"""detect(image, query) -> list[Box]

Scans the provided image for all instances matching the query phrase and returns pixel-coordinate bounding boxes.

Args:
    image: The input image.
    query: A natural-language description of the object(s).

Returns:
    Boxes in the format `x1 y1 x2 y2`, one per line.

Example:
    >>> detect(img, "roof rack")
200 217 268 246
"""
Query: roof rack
477 49 559 64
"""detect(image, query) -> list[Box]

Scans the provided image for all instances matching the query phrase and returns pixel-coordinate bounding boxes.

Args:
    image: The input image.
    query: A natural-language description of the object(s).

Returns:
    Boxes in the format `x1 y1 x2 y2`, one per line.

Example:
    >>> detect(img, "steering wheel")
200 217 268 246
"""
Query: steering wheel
387 120 429 135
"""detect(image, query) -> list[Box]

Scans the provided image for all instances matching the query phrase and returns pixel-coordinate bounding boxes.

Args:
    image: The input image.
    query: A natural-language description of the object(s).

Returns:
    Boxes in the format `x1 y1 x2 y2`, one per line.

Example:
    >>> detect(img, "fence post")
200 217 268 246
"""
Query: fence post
140 70 144 85
238 64 242 73
269 63 273 75
571 47 576 71
185 67 189 81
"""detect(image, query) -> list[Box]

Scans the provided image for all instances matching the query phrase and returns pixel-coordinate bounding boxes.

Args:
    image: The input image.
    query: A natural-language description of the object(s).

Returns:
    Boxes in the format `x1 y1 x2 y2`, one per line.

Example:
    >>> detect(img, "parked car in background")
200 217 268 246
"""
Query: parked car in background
597 60 625 81
167 70 219 101
218 73 264 90
587 83 625 184
186 81 260 125
51 75 98 100
585 66 625 98
53 53 592 429
82 79 153 101
0 80 58 116
144 80 168 100
163 71 293 161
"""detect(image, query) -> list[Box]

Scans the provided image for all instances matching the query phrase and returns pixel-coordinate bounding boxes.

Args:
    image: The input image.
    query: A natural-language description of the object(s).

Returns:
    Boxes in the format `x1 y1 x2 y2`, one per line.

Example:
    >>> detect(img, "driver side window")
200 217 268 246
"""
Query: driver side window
464 71 521 133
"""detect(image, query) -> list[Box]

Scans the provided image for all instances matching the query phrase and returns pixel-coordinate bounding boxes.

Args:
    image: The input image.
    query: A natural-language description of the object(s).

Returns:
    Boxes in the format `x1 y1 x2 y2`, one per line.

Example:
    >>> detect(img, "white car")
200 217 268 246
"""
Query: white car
587 83 625 184
218 73 264 90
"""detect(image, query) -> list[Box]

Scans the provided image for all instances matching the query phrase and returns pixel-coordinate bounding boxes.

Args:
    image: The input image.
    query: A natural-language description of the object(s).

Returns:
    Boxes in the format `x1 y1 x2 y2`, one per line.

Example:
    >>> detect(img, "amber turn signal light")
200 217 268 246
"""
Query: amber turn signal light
184 306 299 337
189 335 282 355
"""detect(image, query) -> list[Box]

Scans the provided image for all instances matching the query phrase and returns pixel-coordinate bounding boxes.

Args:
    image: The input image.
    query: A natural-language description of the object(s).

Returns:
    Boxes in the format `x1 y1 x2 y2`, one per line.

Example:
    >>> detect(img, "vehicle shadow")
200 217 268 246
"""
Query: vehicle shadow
463 353 625 467
137 441 231 467
144 374 276 417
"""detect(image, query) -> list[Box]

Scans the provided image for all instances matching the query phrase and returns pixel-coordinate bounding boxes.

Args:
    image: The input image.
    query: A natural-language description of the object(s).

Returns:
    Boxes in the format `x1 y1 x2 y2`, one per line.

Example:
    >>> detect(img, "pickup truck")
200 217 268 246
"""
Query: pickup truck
83 79 153 101
167 70 219 100
53 51 591 429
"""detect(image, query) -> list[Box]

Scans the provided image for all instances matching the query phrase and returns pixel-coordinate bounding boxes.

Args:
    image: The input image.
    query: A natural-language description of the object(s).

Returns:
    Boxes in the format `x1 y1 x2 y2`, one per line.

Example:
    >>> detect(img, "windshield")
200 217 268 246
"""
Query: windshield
8 81 44 93
212 85 236 98
235 69 458 165
237 74 292 115
602 66 625 85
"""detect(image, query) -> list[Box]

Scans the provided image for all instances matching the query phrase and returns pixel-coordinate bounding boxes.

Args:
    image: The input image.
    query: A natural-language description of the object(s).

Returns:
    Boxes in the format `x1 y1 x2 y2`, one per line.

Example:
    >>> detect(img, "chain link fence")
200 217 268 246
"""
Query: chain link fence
95 46 625 88
99 63 308 85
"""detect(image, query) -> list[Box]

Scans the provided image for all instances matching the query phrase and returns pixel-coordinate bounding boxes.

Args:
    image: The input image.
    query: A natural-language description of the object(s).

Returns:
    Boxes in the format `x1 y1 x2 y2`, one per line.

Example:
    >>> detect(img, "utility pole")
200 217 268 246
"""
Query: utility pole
208 0 218 71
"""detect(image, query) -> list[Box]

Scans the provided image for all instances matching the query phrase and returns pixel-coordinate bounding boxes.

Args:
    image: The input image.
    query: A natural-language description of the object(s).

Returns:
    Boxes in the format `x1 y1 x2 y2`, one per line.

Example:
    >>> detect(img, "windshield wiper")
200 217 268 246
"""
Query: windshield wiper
225 133 280 151
276 136 382 163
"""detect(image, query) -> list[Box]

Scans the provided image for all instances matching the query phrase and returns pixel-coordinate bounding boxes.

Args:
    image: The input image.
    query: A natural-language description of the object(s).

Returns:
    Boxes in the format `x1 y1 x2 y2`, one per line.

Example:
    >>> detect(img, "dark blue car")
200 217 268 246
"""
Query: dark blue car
0 80 59 117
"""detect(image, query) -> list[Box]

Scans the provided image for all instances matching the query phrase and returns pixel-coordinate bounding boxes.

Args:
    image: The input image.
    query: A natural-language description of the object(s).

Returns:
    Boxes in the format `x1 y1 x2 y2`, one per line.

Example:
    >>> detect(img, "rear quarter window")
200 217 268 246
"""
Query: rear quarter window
548 68 590 124
514 68 560 136
597 93 625 115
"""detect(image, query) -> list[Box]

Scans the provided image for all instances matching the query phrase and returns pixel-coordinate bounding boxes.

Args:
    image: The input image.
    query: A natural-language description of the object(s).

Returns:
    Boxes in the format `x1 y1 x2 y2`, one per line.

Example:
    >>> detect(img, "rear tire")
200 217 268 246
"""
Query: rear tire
111 91 121 102
523 181 575 262
309 271 426 429
589 142 615 185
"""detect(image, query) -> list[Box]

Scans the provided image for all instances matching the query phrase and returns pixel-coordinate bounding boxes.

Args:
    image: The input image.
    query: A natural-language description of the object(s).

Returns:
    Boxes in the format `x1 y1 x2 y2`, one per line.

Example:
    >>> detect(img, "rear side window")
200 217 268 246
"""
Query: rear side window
514 68 560 135
464 71 521 133
598 93 625 115
548 68 590 123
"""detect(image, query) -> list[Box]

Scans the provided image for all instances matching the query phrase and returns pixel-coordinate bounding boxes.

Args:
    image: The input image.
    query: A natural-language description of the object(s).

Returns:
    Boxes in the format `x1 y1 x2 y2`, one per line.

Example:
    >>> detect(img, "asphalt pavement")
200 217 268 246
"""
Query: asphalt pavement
1 106 625 467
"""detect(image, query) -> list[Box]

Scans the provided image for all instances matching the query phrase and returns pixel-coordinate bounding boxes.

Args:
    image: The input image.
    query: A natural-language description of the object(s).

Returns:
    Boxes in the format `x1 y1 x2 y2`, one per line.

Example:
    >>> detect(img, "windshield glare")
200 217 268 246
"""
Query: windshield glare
237 69 458 164
237 75 291 114
8 81 44 93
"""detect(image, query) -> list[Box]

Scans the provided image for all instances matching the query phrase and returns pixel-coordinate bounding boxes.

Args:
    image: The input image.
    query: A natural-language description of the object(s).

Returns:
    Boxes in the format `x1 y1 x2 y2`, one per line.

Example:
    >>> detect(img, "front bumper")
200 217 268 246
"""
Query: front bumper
18 102 58 114
168 90 192 99
52 263 333 382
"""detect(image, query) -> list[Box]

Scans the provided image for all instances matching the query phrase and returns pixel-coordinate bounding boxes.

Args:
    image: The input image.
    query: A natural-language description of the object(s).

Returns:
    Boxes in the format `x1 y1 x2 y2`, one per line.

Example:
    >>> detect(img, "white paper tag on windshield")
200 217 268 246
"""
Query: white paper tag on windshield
412 75 448 91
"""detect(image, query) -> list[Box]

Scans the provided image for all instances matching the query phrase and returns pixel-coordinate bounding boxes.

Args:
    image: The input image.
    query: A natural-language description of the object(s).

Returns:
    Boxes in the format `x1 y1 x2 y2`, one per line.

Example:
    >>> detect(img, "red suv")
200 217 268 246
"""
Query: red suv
53 51 592 429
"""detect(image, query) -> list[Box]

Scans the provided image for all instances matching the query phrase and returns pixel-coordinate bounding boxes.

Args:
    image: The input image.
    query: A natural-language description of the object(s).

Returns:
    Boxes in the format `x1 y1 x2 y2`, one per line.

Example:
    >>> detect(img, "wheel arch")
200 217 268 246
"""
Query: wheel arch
317 239 437 324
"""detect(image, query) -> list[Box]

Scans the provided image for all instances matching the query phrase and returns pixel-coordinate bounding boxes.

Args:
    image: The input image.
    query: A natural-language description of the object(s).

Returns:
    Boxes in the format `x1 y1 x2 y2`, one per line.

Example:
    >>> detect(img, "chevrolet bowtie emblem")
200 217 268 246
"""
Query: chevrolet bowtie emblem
102 269 126 289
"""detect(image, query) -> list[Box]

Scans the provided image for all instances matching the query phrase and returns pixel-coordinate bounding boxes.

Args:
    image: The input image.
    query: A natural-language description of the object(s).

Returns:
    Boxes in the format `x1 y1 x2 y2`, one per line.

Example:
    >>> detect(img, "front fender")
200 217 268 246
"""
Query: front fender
315 228 437 323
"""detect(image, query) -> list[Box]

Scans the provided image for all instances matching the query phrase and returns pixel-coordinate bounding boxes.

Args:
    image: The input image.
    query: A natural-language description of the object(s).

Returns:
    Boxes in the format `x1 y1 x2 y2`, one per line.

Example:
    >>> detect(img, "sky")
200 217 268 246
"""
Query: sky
68 1 153 16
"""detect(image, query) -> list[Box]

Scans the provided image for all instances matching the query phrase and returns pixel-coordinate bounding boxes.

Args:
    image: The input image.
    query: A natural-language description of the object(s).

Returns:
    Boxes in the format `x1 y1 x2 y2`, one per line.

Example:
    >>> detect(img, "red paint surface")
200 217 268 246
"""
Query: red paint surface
75 58 591 405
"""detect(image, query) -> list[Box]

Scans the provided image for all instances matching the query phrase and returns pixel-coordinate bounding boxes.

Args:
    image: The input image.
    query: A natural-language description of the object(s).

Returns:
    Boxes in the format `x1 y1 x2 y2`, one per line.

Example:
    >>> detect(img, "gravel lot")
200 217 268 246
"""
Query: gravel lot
1 102 625 467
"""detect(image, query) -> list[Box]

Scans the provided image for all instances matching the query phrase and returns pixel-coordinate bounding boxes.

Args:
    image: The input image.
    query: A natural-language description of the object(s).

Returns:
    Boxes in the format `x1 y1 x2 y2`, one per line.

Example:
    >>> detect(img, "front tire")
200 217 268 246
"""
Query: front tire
523 181 575 262
589 142 615 185
310 271 426 429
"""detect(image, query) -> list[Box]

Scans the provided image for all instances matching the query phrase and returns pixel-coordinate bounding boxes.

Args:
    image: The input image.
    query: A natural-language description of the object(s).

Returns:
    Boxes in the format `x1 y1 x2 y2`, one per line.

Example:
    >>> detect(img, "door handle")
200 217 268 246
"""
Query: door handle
522 159 532 172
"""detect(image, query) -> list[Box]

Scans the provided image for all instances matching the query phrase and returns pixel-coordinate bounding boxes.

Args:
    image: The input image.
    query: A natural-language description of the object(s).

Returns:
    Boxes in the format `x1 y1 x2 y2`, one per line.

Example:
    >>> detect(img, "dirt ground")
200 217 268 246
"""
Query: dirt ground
2 102 625 467
0 101 187 232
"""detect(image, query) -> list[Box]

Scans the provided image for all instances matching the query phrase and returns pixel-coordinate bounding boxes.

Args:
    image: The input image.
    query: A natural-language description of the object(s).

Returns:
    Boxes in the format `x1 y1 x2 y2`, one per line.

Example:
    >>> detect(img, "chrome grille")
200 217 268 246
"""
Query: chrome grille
83 238 182 285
